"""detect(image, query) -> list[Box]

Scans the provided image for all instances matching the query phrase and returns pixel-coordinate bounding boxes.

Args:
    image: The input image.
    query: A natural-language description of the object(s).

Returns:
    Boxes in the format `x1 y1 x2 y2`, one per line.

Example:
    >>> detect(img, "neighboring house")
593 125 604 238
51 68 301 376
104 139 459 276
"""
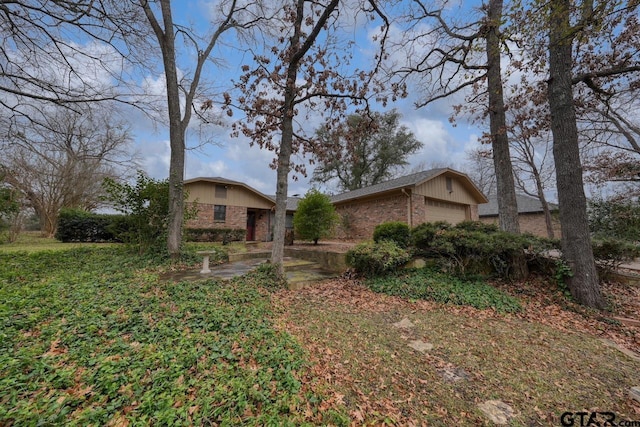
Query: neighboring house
328 168 488 240
185 168 488 242
184 177 274 241
478 193 560 238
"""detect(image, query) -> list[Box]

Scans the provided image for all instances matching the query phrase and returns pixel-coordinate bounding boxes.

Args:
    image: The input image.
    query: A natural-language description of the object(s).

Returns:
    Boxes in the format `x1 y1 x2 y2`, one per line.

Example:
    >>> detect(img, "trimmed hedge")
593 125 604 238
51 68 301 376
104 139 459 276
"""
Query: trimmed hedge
55 209 122 243
592 238 640 277
346 240 411 277
411 220 557 279
185 228 246 243
373 221 411 248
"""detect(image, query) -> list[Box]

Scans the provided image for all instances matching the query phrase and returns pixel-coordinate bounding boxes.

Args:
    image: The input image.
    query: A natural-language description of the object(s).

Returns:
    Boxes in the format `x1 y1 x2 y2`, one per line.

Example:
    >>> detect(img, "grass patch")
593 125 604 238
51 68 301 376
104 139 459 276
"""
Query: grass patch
0 246 341 425
366 268 522 313
0 231 116 253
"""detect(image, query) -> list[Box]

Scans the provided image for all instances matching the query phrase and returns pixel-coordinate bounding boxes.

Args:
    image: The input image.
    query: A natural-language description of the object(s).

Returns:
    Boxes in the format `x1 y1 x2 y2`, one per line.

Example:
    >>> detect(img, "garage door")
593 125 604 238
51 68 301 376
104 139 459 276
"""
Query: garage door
425 199 468 224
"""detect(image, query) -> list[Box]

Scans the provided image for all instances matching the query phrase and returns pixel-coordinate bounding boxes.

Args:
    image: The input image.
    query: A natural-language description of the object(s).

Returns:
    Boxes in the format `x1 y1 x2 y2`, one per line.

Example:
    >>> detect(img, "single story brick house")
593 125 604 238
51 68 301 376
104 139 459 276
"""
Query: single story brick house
185 168 488 242
327 168 488 240
478 193 560 238
184 177 275 241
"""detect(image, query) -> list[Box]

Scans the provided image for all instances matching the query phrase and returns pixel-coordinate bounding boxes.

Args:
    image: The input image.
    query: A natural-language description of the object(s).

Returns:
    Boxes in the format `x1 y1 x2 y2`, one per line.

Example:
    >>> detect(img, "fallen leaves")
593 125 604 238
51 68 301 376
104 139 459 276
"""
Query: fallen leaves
274 274 640 425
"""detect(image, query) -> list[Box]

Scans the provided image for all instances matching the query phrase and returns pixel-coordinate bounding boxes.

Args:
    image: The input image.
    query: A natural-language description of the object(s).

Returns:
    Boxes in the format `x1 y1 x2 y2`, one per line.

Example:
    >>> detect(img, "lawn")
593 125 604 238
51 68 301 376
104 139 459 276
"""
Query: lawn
1 238 639 426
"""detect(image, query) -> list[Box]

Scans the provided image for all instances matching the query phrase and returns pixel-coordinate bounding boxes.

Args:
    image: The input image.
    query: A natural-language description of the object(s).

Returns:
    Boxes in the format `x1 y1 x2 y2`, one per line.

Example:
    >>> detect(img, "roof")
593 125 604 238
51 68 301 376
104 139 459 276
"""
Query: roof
329 168 488 204
268 196 301 211
184 176 275 205
478 193 558 217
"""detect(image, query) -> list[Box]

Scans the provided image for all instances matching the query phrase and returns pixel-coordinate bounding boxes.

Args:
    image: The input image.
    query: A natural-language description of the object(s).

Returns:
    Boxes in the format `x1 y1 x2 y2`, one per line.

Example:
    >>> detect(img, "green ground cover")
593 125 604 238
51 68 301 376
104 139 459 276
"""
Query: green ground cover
0 246 339 426
2 236 639 426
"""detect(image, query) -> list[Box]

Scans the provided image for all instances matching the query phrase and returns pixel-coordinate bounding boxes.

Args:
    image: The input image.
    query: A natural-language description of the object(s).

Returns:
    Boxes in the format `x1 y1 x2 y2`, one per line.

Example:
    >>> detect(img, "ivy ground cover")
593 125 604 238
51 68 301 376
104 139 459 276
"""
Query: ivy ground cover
0 247 337 426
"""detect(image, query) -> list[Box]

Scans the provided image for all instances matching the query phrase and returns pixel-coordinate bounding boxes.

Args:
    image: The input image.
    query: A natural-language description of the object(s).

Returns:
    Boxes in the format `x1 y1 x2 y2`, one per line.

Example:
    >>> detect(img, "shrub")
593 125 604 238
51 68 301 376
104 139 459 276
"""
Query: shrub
411 221 552 279
55 209 120 242
101 172 196 254
411 221 451 253
366 268 522 313
589 198 640 241
185 228 245 243
293 189 338 244
453 220 499 234
373 221 411 248
592 238 640 278
345 240 411 277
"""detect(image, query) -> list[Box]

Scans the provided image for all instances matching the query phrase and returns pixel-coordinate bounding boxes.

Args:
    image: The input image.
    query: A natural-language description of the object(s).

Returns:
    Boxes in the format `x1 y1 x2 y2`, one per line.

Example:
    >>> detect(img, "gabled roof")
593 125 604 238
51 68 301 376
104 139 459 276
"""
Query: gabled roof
330 168 488 204
478 193 558 217
184 177 275 205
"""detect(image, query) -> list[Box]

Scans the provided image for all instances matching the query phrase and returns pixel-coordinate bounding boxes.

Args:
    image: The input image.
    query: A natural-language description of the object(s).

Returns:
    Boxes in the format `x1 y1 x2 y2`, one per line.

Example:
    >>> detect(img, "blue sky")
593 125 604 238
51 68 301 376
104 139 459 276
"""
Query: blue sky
129 0 485 197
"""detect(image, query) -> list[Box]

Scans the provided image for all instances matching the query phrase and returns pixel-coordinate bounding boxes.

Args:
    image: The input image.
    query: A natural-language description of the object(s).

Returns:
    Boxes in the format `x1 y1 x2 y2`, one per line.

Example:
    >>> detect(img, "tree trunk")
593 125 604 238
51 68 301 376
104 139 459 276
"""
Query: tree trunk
271 70 297 274
547 0 604 308
486 0 527 278
486 0 520 235
146 0 185 258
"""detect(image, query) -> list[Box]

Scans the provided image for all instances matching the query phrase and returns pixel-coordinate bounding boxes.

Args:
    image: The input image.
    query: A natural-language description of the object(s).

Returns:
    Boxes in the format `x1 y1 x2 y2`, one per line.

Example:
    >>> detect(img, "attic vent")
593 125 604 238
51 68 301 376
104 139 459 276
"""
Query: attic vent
446 177 453 193
215 184 227 199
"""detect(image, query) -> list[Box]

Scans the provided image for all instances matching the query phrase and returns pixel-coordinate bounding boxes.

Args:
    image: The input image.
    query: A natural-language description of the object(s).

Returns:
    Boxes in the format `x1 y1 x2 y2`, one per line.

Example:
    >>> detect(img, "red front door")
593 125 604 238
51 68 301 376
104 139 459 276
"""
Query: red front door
246 211 256 241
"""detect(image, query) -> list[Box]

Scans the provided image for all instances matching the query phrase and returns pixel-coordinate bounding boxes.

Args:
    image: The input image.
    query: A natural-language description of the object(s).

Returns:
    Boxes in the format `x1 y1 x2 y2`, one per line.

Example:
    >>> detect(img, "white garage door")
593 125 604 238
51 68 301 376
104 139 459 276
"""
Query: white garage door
425 199 468 224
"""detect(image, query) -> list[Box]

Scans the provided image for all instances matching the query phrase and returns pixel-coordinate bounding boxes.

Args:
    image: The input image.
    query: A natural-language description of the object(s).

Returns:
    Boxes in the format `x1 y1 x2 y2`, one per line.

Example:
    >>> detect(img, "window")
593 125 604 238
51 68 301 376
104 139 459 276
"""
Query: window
446 177 453 192
215 185 227 198
214 205 226 222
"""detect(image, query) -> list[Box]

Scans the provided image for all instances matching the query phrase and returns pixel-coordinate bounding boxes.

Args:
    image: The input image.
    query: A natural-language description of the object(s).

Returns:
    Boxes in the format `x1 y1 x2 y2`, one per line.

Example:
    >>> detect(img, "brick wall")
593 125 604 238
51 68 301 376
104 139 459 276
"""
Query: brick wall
255 211 269 241
479 213 561 238
187 203 247 230
470 205 479 221
334 194 408 240
410 193 427 226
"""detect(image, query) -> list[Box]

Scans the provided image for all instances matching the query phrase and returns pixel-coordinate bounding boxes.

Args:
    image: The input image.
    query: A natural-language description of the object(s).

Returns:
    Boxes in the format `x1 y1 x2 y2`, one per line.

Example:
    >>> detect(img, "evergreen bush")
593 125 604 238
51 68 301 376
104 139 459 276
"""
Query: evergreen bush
185 228 246 243
55 209 121 242
373 221 411 248
346 240 411 277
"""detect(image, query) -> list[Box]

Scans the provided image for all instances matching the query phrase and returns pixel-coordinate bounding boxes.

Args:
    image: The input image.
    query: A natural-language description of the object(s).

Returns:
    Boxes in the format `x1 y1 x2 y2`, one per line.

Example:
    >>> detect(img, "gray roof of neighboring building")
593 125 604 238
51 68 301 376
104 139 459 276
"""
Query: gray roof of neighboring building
329 169 447 204
478 193 558 216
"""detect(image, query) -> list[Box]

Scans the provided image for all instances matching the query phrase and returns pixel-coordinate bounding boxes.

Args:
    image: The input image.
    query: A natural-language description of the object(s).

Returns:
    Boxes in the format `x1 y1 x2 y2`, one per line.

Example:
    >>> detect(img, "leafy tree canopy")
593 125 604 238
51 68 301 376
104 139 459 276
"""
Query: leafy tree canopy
293 189 338 245
311 110 423 192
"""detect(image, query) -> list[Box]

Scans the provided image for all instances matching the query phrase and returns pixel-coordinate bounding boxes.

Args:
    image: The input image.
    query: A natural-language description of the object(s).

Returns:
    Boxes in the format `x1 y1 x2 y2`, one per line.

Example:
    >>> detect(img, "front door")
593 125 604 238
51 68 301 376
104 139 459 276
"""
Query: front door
246 211 256 241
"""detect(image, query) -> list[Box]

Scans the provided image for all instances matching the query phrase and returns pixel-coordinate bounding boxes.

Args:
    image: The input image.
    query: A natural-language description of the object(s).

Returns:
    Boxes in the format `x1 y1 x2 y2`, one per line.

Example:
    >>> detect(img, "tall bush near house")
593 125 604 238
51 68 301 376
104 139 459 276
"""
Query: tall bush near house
373 221 411 248
102 172 196 254
293 189 338 244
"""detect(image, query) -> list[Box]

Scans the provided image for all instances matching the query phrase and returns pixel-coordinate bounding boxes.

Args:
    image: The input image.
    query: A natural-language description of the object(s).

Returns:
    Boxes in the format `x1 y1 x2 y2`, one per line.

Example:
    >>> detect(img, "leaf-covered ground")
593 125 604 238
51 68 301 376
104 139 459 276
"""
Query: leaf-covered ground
275 276 640 426
2 243 640 426
0 247 341 426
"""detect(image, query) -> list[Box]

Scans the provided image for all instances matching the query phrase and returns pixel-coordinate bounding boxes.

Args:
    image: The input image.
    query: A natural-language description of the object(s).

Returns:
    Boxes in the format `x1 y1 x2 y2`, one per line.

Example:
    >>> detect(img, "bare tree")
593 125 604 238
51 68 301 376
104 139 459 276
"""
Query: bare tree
138 0 266 257
233 0 390 270
545 0 638 307
394 0 521 235
465 147 496 197
1 106 134 236
0 0 149 125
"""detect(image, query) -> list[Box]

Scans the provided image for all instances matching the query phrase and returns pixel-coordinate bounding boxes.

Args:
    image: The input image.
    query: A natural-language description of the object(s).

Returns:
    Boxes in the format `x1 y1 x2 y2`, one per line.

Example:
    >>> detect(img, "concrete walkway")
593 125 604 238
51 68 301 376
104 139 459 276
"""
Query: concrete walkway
160 254 337 289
